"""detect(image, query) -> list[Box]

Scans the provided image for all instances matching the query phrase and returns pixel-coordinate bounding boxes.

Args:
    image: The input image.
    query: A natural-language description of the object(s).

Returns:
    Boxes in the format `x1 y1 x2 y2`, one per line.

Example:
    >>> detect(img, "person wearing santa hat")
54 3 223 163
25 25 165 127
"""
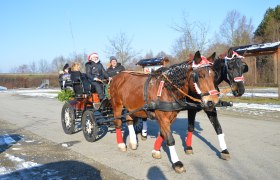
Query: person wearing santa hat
85 52 109 101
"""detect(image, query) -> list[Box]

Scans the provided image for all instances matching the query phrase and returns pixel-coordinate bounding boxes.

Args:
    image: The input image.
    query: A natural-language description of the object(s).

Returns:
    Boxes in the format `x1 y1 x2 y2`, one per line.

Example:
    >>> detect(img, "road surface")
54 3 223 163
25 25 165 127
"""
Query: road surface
0 93 279 179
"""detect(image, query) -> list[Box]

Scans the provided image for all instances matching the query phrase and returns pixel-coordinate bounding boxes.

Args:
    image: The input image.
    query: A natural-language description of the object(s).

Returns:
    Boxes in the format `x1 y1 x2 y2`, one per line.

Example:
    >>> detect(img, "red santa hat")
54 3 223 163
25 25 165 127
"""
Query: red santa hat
88 52 99 61
225 51 244 60
192 55 213 69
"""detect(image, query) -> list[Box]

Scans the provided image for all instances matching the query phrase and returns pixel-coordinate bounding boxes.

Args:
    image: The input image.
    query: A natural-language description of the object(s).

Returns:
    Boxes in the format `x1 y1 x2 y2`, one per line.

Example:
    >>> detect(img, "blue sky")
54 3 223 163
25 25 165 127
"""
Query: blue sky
0 0 279 73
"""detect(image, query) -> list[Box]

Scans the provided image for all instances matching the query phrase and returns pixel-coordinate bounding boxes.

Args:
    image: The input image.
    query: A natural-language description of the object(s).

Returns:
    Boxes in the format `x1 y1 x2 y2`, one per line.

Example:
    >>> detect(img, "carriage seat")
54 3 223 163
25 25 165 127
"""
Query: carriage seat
72 73 93 98
59 73 99 98
59 74 72 90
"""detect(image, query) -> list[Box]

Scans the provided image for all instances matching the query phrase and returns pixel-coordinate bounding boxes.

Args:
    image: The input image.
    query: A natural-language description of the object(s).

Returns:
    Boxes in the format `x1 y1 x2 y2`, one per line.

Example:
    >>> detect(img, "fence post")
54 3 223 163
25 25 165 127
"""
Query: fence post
277 48 280 100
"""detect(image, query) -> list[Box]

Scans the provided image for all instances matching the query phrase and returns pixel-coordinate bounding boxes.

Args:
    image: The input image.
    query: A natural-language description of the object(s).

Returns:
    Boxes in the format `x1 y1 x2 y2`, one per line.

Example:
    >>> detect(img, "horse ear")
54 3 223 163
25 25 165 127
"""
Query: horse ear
193 51 202 64
207 52 216 63
163 57 170 67
242 61 249 73
163 57 170 63
227 48 233 57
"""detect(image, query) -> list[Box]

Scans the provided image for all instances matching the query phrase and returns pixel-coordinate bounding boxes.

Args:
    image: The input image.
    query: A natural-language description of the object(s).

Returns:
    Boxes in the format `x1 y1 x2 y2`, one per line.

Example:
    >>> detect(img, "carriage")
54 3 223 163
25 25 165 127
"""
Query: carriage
60 78 146 142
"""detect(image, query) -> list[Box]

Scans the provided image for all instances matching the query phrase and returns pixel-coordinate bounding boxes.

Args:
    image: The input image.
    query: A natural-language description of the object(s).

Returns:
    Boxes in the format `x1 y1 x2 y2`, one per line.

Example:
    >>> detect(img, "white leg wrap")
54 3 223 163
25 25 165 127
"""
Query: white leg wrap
169 145 179 163
118 143 126 149
142 120 148 136
128 125 137 145
218 133 227 150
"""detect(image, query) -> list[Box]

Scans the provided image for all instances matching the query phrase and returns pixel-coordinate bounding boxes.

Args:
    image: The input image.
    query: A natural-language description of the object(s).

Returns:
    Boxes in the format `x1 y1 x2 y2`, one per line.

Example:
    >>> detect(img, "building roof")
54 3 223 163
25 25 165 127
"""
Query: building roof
136 57 167 67
233 41 280 56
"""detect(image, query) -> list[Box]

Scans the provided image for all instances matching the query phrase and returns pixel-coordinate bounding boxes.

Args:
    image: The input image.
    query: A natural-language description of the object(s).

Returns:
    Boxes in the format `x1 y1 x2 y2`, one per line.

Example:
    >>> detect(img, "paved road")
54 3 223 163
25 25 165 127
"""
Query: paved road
0 93 279 179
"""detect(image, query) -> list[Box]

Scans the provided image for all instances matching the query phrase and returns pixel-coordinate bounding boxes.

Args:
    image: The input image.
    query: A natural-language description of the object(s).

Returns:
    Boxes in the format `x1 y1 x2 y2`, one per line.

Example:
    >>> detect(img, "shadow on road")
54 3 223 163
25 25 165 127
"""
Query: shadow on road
173 118 220 157
0 134 23 153
147 166 167 180
0 160 102 179
138 117 220 160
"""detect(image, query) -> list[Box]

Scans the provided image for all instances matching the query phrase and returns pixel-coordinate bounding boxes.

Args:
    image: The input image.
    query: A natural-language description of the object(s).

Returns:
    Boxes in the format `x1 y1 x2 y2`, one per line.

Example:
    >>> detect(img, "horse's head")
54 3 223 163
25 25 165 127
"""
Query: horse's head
223 49 249 97
191 51 220 111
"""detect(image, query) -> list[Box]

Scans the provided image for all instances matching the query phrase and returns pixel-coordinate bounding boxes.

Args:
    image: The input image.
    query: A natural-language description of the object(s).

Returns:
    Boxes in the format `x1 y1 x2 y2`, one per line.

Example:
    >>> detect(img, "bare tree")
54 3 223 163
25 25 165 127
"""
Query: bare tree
219 10 253 46
52 56 67 72
9 66 17 73
70 53 88 72
105 32 138 65
16 64 30 73
143 50 154 59
172 15 210 61
29 61 37 74
38 59 50 73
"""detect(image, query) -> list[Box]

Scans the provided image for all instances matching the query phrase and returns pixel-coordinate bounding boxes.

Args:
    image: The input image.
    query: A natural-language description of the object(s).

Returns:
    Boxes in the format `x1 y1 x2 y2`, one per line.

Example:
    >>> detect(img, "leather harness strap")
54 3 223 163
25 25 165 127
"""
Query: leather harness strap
162 74 202 103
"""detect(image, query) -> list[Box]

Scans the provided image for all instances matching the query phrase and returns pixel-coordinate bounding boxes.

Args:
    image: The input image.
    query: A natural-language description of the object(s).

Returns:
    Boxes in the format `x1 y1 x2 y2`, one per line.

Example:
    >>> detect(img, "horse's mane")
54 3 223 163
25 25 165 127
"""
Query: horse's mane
152 61 190 89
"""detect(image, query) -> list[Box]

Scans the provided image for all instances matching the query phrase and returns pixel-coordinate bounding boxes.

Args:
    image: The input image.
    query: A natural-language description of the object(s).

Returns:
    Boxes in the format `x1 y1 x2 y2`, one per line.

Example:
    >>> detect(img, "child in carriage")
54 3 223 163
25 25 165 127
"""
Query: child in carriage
59 63 71 90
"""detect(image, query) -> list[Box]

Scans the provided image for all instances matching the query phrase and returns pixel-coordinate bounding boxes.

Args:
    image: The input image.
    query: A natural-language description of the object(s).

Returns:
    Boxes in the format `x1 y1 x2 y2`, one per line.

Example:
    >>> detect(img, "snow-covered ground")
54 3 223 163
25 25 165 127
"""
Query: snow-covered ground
0 88 59 99
0 87 280 111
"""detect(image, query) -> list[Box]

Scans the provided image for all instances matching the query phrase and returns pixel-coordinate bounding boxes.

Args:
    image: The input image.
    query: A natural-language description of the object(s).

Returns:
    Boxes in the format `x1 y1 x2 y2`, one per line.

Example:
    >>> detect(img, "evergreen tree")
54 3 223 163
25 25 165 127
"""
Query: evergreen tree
254 5 280 42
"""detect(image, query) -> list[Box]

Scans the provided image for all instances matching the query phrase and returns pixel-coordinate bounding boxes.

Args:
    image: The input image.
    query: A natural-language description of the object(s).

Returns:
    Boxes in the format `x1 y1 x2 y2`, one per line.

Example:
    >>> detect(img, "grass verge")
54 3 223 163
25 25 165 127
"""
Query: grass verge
220 96 280 105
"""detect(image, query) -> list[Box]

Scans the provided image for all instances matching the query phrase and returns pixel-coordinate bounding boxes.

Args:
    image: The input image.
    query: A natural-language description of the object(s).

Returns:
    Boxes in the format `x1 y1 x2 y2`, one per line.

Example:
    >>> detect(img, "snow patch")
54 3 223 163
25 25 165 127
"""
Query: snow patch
233 103 280 112
4 88 59 99
0 86 7 91
0 134 16 146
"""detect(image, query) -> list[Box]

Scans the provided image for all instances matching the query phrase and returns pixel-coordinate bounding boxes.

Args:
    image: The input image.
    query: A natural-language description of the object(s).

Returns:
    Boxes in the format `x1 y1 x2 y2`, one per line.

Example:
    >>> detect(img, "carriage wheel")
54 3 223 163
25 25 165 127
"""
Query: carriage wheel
133 117 143 134
61 102 76 134
82 110 98 142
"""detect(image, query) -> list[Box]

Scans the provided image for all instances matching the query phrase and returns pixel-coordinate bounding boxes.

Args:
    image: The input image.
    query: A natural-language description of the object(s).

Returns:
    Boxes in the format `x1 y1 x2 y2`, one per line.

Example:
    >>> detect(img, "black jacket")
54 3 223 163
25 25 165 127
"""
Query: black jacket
107 63 125 77
70 71 81 82
85 61 109 82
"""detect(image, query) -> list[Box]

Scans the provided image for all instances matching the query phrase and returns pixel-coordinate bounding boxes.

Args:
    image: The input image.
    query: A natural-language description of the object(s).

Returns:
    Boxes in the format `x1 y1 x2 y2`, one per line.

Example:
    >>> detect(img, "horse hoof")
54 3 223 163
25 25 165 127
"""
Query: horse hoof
172 161 186 173
141 134 147 141
129 143 138 150
221 153 230 160
221 149 230 160
152 150 161 159
185 146 193 155
185 149 193 155
118 143 127 152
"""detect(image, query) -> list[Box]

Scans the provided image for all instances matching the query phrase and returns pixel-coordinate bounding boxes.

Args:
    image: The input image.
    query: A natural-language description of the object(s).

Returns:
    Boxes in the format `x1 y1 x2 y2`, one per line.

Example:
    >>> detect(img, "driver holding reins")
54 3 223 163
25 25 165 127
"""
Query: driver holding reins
85 52 110 102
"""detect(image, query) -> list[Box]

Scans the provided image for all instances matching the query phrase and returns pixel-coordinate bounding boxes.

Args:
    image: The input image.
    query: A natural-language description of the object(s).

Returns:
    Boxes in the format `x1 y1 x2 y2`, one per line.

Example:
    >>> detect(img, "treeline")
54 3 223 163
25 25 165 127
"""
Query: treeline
0 74 59 89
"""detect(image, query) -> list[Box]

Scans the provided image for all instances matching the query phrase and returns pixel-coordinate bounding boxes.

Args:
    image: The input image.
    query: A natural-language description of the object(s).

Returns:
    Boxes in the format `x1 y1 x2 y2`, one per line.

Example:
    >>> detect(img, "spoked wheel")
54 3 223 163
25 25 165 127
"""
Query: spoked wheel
61 102 76 134
82 110 98 142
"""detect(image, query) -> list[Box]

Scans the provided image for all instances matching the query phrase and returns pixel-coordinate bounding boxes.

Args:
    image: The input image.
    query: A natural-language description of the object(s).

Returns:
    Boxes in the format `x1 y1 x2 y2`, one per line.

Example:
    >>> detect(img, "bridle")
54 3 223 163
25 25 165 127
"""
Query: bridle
224 52 245 84
192 62 219 98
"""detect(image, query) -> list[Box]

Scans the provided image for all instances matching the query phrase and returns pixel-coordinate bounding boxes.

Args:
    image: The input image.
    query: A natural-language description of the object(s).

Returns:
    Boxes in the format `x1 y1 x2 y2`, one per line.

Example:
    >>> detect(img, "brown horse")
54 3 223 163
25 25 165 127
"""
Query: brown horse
109 51 219 173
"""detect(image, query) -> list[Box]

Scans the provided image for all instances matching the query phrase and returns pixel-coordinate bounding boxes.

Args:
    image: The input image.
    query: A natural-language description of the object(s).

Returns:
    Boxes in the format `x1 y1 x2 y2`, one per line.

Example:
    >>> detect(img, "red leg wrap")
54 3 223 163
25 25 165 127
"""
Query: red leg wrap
116 128 123 144
154 135 163 151
186 131 193 147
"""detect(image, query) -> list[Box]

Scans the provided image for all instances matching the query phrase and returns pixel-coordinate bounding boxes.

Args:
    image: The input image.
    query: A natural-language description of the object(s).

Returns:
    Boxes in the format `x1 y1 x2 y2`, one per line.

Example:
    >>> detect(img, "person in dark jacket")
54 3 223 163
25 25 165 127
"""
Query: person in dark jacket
107 56 125 77
59 63 71 90
85 52 109 101
69 62 83 95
